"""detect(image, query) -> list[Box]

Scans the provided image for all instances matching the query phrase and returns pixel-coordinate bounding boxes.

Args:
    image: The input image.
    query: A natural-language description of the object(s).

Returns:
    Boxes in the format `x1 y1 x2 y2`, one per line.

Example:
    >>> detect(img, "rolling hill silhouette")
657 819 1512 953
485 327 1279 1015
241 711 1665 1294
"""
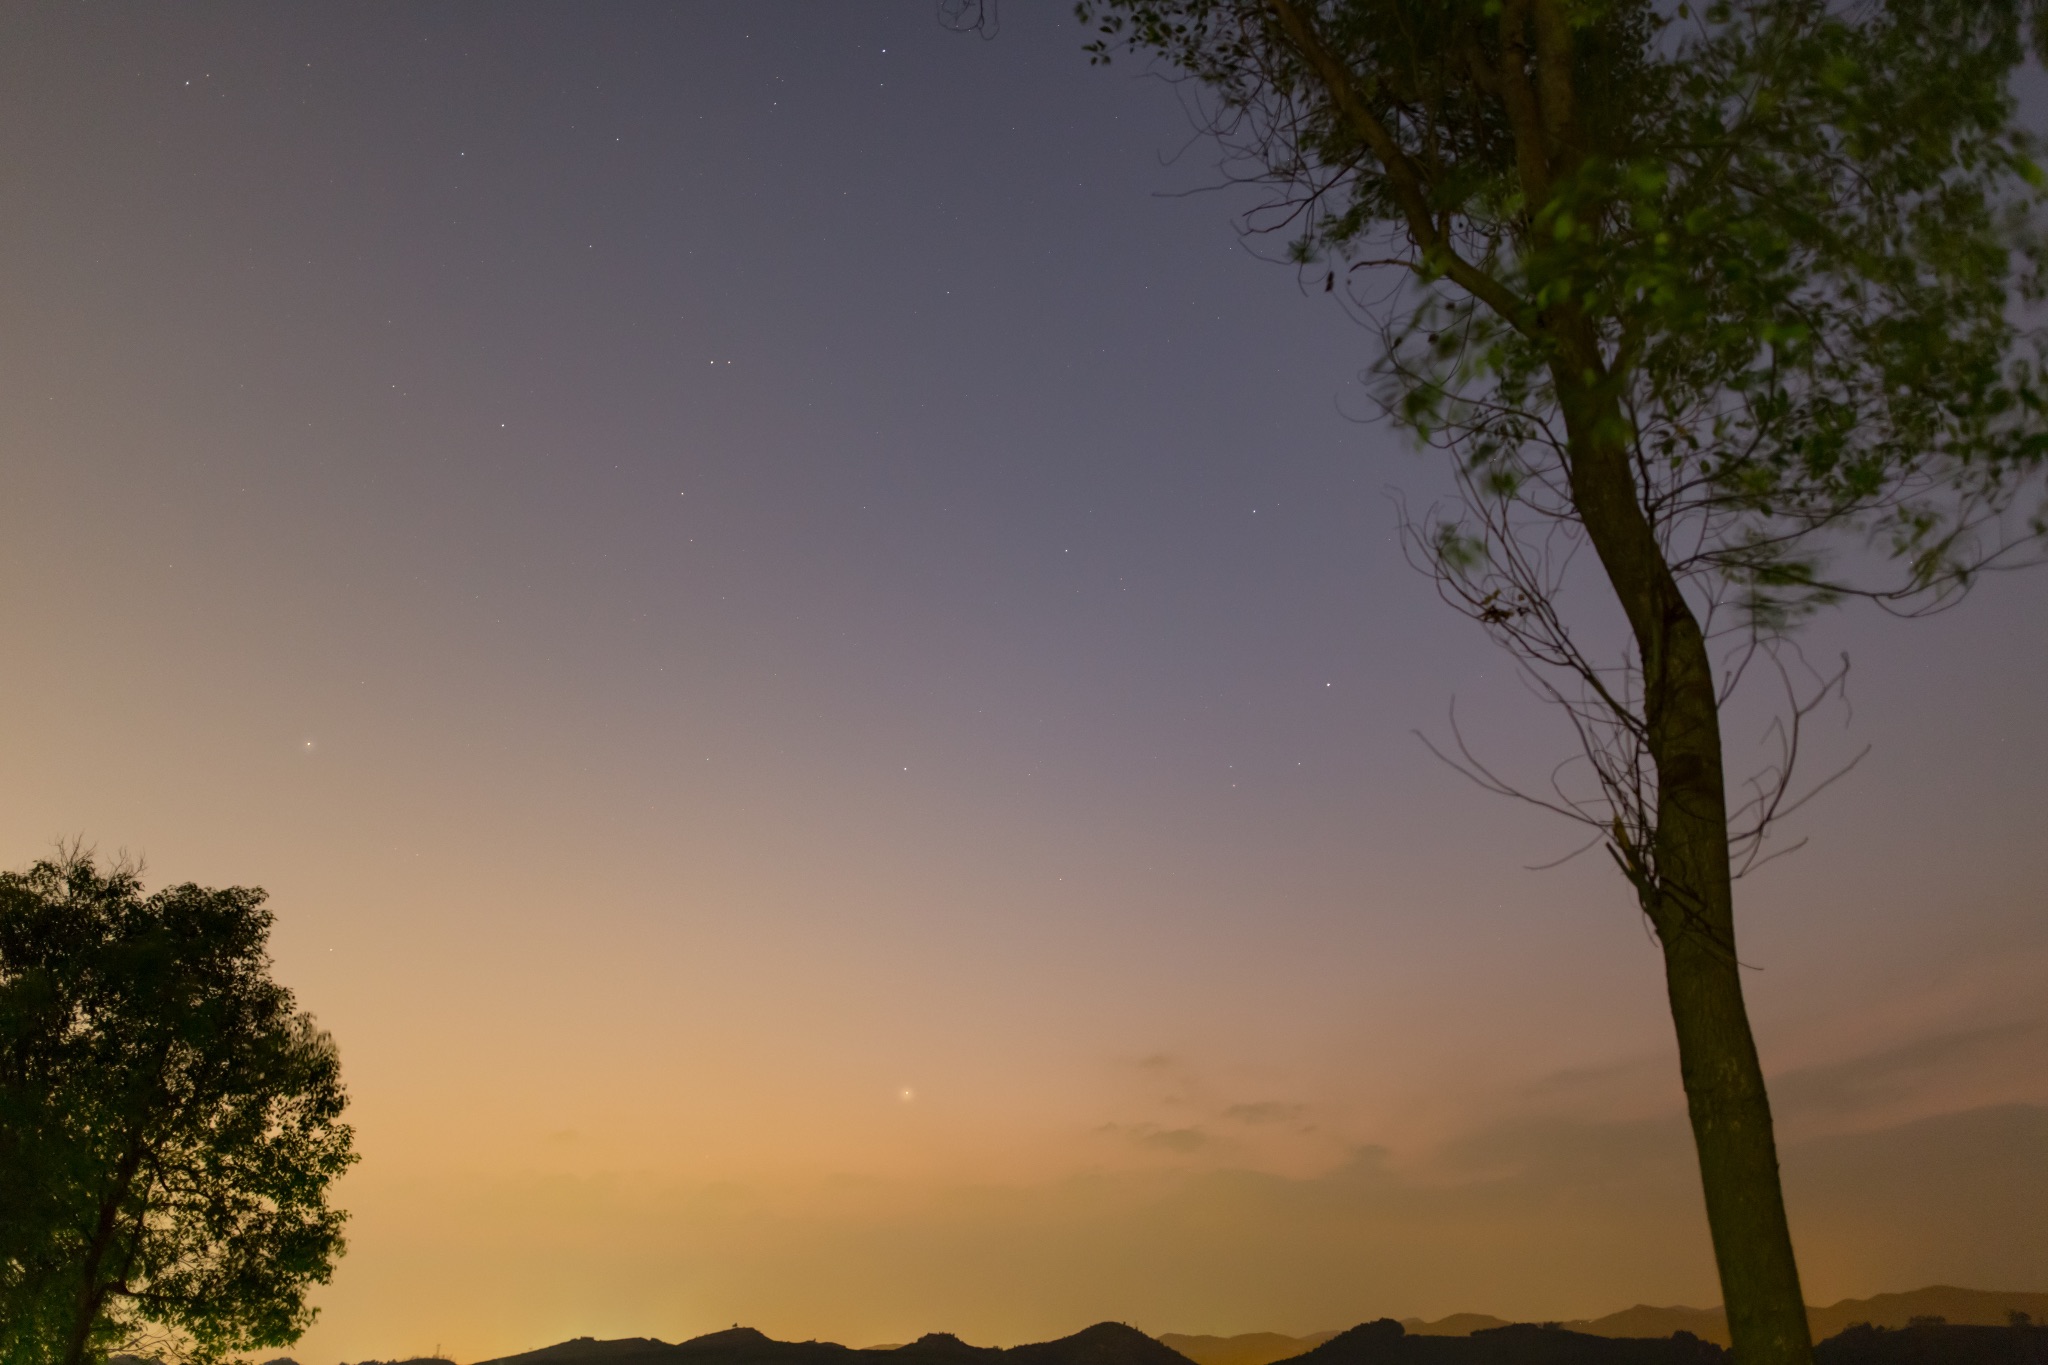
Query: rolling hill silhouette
1275 1320 1722 1364
1153 1335 1343 1365
475 1331 855 1365
474 1323 1189 1365
465 1288 2048 1365
1815 1321 2048 1364
1162 1286 2048 1361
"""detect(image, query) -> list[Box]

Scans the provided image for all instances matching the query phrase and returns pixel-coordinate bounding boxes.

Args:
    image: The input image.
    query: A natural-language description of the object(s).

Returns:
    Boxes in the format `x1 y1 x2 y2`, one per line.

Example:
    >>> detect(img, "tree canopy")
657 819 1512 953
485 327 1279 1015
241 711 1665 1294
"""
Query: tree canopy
1073 3 2048 1363
0 855 355 1365
1081 0 2048 627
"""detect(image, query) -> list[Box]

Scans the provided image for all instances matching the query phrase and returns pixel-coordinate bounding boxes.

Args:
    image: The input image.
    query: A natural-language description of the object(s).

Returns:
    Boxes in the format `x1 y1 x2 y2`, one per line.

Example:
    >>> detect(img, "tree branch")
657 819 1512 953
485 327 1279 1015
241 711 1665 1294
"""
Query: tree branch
1262 0 1532 323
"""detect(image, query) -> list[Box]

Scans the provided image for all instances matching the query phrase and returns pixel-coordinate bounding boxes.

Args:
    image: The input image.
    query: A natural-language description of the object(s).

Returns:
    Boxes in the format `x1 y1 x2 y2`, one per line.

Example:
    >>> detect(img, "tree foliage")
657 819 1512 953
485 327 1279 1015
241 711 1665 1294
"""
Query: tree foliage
1072 3 2048 1363
0 855 355 1365
1077 0 2048 913
1077 0 2048 605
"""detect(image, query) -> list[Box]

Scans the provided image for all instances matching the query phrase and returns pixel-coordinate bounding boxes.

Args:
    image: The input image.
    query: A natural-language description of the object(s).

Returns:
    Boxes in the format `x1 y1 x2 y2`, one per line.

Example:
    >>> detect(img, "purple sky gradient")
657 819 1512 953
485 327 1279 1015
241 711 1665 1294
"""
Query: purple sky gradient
0 4 2043 1358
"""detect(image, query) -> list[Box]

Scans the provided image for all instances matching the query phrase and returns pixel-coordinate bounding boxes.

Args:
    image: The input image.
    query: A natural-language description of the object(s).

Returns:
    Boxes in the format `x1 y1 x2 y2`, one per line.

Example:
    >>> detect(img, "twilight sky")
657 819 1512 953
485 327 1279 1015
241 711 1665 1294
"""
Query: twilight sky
2 4 2045 1360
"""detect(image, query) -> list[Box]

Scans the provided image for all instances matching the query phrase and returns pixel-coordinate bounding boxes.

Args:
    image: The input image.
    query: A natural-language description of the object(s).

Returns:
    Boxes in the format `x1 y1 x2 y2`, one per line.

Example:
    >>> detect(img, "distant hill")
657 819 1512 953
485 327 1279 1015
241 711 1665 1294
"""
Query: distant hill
1559 1309 1729 1345
1806 1287 2048 1342
473 1289 2048 1365
1815 1321 2048 1365
1158 1286 2048 1360
476 1329 855 1365
1282 1320 1721 1363
1157 1332 1342 1365
1198 1318 2048 1365
1159 1321 1531 1365
885 1324 1194 1365
1401 1318 1514 1340
1558 1286 2048 1347
475 1322 1185 1365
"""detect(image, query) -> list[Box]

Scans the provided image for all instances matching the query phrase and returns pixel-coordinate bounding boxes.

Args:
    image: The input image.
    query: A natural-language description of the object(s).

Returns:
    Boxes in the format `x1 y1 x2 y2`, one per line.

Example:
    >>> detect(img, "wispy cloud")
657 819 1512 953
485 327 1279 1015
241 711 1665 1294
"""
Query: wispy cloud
1770 1022 2048 1132
1099 1122 1213 1154
1223 1102 1309 1126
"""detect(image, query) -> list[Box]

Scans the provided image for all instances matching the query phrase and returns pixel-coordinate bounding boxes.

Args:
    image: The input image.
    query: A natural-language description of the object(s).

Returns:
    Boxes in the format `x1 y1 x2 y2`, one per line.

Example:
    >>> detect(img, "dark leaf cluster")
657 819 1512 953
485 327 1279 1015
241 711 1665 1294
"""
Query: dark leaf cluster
0 855 355 1365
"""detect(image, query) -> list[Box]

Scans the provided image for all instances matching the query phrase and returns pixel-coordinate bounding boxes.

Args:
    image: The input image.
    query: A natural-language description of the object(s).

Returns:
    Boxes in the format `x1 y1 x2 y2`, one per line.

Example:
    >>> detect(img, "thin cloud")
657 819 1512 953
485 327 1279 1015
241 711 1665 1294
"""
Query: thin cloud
1098 1121 1213 1153
1223 1101 1309 1126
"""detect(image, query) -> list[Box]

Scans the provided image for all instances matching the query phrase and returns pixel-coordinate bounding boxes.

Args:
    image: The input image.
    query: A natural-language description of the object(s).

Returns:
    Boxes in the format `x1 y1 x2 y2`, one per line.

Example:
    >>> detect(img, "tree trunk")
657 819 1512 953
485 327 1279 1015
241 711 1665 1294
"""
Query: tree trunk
63 1098 156 1365
1556 369 1813 1365
64 1152 135 1365
1262 0 1812 1349
1661 878 1812 1364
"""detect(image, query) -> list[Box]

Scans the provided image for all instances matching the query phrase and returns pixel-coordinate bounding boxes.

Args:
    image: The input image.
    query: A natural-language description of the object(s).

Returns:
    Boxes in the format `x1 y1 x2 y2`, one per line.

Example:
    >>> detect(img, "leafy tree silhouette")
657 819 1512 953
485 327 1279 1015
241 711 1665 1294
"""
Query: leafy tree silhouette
0 852 355 1365
1064 3 2048 1362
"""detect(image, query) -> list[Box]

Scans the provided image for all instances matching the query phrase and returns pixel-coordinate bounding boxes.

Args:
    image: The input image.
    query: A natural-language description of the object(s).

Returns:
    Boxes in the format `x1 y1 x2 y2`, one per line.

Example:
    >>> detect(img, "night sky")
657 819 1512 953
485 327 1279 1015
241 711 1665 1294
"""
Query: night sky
2 4 2044 1360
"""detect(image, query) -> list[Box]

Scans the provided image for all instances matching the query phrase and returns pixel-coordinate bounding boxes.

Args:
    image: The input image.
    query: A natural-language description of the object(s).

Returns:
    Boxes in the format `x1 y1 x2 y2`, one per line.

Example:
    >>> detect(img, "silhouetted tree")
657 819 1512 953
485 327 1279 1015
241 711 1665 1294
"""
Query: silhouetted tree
0 853 355 1365
1072 3 2048 1362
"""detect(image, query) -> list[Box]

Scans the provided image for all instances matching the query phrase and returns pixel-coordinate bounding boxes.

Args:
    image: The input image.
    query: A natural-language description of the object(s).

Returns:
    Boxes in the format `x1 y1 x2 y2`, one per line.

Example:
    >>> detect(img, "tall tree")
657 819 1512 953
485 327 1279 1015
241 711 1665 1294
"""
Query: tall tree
0 854 355 1365
1073 2 2048 1361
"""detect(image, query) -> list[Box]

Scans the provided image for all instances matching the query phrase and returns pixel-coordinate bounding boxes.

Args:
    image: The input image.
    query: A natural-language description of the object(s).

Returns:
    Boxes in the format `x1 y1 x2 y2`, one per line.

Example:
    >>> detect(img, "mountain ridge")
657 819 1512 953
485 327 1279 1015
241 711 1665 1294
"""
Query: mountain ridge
458 1286 2048 1365
473 1323 1188 1365
1162 1285 2048 1361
